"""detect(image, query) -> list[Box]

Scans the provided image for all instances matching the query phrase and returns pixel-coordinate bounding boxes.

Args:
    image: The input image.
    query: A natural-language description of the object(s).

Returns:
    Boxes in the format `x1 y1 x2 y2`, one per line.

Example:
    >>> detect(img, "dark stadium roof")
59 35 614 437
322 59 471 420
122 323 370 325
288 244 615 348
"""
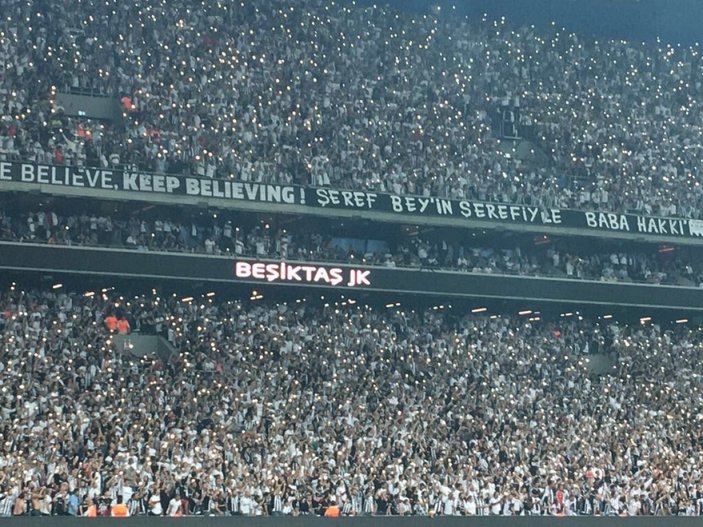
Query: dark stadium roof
355 0 703 45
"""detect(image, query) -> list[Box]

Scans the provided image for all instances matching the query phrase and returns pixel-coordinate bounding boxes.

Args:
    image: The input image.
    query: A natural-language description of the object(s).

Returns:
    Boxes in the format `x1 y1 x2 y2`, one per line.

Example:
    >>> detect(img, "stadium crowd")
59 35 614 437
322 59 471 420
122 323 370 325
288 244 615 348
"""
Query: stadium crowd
0 288 702 516
1 208 702 286
2 0 703 217
3 0 703 520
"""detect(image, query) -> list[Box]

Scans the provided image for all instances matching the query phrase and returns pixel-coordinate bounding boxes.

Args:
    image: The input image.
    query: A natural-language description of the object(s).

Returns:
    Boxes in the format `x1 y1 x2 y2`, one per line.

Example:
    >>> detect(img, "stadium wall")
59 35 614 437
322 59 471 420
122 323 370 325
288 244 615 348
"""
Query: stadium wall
2 242 703 311
5 517 703 527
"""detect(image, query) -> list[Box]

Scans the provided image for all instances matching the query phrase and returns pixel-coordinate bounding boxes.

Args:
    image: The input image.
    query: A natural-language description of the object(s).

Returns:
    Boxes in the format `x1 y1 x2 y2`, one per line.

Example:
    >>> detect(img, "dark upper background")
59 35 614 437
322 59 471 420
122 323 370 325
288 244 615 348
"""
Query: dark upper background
352 0 703 45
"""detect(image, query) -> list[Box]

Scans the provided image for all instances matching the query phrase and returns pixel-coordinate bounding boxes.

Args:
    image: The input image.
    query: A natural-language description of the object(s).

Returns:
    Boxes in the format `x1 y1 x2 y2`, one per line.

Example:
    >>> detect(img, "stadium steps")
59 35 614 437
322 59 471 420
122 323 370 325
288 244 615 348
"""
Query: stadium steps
584 353 617 375
498 138 551 167
111 333 178 363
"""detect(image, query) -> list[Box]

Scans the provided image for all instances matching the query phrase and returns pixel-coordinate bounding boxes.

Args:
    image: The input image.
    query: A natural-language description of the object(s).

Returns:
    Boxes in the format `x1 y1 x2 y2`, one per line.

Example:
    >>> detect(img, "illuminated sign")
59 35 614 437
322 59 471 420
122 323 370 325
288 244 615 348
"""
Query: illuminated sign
233 261 372 288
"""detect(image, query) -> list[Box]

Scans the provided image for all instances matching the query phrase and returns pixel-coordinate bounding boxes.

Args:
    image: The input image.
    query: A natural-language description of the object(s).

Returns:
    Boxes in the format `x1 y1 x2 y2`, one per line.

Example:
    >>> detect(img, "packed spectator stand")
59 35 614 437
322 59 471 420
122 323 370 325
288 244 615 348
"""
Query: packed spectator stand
3 0 703 519
1 207 702 287
2 0 703 217
0 288 702 516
